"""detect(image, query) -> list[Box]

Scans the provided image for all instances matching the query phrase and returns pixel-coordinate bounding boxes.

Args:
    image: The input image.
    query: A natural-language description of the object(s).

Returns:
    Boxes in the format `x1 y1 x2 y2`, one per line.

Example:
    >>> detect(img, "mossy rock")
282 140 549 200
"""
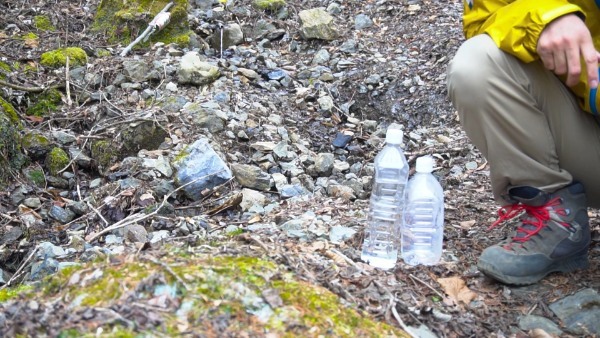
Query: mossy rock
90 139 119 174
253 0 287 10
93 0 191 48
27 89 63 117
23 166 46 187
1 252 410 337
33 15 56 31
0 96 20 125
120 120 168 157
40 47 87 68
0 102 26 186
45 147 69 176
22 132 53 160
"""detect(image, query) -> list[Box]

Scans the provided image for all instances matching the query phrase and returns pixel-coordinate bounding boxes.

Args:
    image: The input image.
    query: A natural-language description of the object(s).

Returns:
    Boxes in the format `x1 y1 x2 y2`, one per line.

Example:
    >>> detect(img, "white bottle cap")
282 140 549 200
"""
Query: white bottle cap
416 155 434 173
385 128 403 144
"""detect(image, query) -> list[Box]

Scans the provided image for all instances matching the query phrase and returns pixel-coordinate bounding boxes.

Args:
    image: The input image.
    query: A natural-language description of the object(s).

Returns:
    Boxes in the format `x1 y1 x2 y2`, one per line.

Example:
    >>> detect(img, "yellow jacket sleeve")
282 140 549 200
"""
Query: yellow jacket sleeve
463 0 584 62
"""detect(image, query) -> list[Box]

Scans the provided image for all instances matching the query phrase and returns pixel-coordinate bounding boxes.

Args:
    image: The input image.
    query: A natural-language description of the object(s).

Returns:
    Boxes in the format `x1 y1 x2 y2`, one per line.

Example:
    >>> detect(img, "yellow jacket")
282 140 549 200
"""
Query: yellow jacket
463 0 600 115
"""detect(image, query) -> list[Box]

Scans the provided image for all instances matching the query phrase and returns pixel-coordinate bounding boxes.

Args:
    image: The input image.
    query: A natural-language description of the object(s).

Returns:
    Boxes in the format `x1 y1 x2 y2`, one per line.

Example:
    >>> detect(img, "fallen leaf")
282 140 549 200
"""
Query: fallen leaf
24 36 39 48
459 220 476 229
529 329 553 338
437 277 477 305
24 115 44 123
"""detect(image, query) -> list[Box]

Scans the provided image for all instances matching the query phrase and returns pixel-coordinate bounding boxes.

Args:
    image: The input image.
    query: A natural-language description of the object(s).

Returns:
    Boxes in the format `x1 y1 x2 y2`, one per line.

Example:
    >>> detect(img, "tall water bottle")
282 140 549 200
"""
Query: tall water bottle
361 128 409 270
402 155 444 265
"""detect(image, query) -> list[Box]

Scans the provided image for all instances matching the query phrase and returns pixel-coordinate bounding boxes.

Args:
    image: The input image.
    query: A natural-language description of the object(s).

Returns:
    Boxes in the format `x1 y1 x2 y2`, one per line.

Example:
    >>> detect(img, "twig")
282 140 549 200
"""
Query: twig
0 246 39 289
328 248 364 273
85 169 226 242
391 303 416 338
65 56 72 107
120 2 174 57
408 273 445 299
86 201 109 226
0 79 63 93
141 255 190 291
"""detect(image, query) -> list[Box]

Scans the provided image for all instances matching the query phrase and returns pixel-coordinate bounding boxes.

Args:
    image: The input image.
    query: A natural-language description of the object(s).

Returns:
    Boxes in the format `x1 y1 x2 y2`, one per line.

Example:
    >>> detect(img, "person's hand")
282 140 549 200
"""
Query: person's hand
537 14 599 88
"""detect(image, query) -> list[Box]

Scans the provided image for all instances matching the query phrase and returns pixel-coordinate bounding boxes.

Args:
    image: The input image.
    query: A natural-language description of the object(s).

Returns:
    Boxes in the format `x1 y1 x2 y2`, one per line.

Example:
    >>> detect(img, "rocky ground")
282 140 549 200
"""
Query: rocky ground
0 0 599 337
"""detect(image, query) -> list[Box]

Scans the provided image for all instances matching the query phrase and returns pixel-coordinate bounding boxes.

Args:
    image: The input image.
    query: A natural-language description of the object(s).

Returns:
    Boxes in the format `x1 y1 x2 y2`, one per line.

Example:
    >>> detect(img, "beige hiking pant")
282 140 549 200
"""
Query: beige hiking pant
447 34 600 208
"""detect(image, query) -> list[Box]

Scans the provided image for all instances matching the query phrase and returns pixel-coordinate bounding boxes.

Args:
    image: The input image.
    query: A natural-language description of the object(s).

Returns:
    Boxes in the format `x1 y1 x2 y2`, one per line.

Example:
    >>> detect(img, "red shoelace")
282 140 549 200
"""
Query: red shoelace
488 197 568 243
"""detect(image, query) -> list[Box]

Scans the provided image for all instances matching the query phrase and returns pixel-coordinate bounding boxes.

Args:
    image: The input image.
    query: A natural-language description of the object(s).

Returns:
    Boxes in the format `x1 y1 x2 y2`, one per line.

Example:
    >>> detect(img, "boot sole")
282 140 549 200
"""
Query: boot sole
478 251 590 286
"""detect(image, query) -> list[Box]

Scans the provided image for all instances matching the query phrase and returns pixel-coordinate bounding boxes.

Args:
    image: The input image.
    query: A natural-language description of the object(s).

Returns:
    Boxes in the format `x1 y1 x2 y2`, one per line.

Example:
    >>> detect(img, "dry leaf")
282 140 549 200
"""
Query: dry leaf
437 277 477 305
459 220 476 229
206 192 242 215
24 36 39 48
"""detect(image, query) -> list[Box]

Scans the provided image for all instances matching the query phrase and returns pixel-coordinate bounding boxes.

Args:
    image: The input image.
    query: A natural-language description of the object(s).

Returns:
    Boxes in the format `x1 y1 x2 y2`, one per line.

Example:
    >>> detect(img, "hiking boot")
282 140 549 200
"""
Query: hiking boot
477 182 591 285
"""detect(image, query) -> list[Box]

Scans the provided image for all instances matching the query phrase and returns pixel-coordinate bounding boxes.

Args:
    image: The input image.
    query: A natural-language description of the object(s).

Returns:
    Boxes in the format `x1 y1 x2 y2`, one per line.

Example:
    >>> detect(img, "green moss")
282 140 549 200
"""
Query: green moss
0 61 10 80
91 140 118 172
0 96 20 125
24 167 46 186
27 89 62 117
253 0 286 10
0 101 25 185
7 252 408 337
33 15 56 31
40 47 87 68
45 147 69 175
0 284 33 302
21 32 39 41
226 228 244 237
96 49 112 57
93 0 191 48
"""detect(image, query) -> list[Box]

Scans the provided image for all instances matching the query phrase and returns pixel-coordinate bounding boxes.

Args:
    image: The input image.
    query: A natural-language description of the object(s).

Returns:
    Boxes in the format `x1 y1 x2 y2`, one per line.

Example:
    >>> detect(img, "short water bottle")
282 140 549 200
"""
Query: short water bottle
402 155 444 265
361 128 409 270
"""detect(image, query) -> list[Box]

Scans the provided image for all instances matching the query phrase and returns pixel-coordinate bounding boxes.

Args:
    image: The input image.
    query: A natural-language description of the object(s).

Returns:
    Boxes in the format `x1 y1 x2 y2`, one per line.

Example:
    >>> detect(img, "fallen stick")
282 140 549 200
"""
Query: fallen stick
120 2 174 57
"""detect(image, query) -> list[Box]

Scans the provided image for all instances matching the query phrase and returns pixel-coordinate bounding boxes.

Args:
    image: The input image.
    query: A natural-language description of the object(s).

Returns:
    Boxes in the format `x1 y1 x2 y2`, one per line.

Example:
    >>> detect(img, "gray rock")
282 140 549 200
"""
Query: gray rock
280 184 309 198
52 130 77 144
240 188 267 212
329 226 357 244
298 8 339 40
68 147 92 168
23 197 41 209
238 68 260 79
312 49 331 65
549 288 600 335
67 201 88 216
339 39 358 53
123 60 160 82
173 138 233 201
327 2 342 14
124 224 148 243
354 14 373 30
518 315 563 336
327 184 356 201
49 205 76 223
271 172 287 191
105 234 123 245
231 163 272 191
318 95 334 111
120 120 168 157
89 178 103 189
38 241 67 258
314 153 335 176
160 96 188 113
142 156 173 177
29 257 59 281
46 176 69 189
150 230 171 244
0 268 12 284
177 52 220 86
210 23 244 50
184 102 226 133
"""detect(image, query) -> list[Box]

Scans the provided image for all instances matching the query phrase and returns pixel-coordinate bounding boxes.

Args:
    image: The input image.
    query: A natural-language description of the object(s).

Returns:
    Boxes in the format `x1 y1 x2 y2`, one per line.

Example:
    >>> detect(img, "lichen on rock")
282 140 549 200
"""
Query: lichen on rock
40 47 87 68
93 0 191 49
253 0 287 10
27 89 63 117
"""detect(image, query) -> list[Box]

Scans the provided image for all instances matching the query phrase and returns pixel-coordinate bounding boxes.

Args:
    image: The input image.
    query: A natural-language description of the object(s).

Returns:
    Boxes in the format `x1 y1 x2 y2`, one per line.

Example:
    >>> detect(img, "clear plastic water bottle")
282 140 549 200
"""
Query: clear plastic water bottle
361 128 409 270
402 155 444 265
